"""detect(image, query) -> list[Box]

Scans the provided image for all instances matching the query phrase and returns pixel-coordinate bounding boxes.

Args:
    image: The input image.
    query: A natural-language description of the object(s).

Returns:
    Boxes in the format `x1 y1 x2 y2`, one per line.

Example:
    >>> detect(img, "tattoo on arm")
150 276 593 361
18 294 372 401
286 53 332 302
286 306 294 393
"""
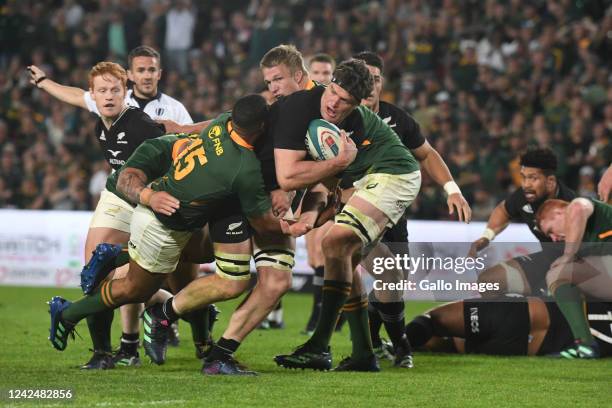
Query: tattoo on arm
117 168 148 205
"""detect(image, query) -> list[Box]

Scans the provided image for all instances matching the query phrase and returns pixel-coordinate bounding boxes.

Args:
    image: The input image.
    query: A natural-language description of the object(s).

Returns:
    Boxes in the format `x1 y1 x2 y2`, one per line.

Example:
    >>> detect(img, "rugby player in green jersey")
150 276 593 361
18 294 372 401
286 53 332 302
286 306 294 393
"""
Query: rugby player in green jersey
47 95 313 373
273 59 422 371
536 198 612 358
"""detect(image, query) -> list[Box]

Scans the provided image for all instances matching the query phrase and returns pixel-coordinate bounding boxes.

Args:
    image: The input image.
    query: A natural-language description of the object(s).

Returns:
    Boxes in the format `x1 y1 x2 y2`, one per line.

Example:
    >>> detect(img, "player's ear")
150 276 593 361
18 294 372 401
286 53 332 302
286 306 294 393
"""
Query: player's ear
294 70 304 84
127 69 135 82
157 68 162 80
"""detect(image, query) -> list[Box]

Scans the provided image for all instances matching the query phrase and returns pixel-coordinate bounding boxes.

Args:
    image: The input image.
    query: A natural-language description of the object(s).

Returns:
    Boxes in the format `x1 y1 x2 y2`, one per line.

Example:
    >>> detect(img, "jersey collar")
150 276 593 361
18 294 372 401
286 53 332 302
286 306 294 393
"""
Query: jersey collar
227 121 254 150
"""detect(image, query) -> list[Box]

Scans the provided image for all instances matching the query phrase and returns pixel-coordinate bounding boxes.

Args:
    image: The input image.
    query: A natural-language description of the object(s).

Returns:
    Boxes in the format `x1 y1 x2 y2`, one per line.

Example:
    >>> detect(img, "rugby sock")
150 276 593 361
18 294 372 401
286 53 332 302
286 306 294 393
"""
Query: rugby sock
374 301 406 350
183 307 209 345
86 310 114 352
367 292 383 348
553 283 594 344
308 280 351 351
405 315 434 348
161 297 180 323
120 332 139 355
344 295 374 360
62 280 116 324
305 266 324 331
206 337 240 362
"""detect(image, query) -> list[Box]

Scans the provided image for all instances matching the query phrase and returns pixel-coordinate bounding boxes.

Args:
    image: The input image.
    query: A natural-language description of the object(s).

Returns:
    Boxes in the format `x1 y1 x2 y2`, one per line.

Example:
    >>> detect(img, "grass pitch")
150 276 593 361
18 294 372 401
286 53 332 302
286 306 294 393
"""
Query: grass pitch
0 286 608 407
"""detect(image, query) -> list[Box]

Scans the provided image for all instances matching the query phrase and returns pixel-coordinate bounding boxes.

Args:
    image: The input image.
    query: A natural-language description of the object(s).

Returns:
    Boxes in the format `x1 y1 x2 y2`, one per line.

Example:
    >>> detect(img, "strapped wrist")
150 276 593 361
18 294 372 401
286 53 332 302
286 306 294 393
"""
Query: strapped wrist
443 181 461 196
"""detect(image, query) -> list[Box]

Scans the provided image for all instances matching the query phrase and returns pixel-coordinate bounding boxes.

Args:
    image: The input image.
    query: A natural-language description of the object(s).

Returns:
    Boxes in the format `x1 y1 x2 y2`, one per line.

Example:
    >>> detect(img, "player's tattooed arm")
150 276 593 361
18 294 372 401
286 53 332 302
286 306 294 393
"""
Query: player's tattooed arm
117 167 180 216
117 167 148 205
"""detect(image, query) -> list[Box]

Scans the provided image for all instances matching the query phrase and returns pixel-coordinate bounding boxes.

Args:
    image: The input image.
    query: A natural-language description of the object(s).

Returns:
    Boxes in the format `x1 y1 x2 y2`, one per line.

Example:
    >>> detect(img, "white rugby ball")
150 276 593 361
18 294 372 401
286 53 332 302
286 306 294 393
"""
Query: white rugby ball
305 118 342 161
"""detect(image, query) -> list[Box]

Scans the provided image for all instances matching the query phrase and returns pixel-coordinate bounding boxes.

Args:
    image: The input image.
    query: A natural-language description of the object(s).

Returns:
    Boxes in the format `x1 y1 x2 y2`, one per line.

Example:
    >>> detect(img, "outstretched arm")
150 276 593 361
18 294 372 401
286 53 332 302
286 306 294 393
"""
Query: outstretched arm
468 201 511 257
28 65 88 109
411 140 471 223
158 119 213 135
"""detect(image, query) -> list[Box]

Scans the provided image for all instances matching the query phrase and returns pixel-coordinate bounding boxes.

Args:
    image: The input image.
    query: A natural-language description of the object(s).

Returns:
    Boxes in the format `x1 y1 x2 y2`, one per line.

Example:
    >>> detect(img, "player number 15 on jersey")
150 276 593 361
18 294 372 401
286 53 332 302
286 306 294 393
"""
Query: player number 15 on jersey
174 138 207 180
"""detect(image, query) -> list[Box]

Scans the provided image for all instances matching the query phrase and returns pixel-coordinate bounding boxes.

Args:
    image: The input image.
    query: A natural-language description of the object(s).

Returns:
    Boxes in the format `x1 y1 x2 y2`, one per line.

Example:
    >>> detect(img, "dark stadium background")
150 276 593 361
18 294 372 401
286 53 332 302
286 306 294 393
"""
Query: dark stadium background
0 0 610 219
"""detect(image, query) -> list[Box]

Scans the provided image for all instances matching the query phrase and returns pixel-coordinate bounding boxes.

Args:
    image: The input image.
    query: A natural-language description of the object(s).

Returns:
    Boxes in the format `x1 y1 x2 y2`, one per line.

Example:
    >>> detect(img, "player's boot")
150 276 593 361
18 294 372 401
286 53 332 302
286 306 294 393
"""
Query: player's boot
202 356 258 376
557 340 600 359
142 305 170 365
81 350 115 370
373 338 395 362
333 354 380 372
274 343 332 371
80 243 123 294
112 349 142 367
47 296 76 351
393 342 414 368
168 321 180 347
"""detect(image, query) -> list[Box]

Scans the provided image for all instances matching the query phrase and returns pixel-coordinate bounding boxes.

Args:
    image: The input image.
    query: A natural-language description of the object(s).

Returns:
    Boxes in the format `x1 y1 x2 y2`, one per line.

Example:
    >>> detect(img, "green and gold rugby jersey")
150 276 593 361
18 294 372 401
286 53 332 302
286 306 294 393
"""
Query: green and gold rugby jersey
105 133 187 203
579 199 612 256
271 86 419 186
151 113 271 231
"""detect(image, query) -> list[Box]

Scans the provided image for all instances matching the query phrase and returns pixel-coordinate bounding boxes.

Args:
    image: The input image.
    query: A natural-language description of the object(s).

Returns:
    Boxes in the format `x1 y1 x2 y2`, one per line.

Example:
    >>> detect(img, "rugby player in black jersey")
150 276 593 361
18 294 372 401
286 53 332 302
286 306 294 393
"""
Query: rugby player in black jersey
352 51 471 368
471 148 576 297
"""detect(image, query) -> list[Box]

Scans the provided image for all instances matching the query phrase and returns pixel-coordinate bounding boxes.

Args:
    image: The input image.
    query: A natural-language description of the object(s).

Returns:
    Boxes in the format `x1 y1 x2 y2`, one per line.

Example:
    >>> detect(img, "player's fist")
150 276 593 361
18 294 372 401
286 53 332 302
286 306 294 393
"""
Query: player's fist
467 237 489 259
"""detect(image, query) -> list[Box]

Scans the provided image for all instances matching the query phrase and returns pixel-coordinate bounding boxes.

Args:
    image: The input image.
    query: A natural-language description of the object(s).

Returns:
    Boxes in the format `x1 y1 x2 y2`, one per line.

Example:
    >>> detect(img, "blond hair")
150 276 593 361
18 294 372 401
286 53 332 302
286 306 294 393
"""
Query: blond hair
260 44 308 75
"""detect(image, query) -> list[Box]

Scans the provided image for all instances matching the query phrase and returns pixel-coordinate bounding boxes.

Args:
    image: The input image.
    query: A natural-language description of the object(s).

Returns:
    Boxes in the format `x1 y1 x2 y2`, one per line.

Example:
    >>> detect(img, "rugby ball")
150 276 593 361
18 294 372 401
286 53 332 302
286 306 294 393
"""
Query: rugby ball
305 119 342 161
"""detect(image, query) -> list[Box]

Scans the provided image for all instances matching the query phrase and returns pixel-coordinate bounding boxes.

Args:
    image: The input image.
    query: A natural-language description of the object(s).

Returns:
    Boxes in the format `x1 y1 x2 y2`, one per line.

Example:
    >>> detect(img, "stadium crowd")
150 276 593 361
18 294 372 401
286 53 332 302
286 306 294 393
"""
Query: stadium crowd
0 0 610 220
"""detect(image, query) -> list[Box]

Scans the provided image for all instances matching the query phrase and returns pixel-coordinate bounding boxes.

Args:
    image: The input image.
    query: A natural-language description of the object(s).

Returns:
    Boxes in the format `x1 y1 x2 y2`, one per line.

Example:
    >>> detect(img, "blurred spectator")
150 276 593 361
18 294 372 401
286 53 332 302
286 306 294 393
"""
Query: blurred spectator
0 0 609 220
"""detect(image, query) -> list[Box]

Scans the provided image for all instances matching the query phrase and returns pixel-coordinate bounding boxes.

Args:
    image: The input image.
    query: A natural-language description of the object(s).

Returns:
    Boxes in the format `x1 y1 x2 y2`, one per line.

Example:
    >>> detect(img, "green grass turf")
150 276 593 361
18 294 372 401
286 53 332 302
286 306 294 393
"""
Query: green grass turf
0 286 608 408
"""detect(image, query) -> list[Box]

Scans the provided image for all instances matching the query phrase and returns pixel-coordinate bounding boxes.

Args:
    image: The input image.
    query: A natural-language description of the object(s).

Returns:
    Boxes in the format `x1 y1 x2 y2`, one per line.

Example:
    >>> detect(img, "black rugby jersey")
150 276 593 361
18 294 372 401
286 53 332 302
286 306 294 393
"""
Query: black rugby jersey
93 106 165 170
504 182 576 242
377 100 425 150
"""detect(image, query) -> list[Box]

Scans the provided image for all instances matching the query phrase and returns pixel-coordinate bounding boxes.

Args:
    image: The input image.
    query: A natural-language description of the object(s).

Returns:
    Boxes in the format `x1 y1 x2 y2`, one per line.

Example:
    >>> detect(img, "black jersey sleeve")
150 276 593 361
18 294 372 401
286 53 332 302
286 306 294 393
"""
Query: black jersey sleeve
503 188 526 219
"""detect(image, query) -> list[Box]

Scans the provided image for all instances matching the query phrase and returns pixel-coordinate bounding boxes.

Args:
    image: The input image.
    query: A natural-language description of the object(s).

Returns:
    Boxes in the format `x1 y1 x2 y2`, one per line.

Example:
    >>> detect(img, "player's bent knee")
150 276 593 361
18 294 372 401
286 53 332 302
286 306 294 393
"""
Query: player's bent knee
322 227 362 259
259 267 292 297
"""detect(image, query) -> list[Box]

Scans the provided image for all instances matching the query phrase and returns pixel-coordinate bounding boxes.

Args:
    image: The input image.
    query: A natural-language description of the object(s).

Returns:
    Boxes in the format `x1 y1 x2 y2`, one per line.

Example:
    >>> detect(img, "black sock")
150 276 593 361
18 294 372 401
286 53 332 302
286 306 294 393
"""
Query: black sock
306 266 324 331
206 337 240 362
183 307 209 345
86 310 114 352
368 304 383 348
161 298 180 322
374 301 406 350
405 315 434 348
120 332 139 355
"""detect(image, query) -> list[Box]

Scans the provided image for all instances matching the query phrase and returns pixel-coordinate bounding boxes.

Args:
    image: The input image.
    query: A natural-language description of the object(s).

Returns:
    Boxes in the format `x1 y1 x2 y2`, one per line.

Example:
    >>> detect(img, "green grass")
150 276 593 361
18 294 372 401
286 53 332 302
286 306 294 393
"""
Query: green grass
0 287 608 407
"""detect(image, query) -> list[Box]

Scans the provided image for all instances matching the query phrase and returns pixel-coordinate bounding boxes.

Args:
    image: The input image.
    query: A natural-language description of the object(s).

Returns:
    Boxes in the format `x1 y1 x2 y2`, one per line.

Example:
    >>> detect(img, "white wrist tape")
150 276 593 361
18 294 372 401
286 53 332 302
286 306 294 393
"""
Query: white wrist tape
481 227 496 241
443 181 461 196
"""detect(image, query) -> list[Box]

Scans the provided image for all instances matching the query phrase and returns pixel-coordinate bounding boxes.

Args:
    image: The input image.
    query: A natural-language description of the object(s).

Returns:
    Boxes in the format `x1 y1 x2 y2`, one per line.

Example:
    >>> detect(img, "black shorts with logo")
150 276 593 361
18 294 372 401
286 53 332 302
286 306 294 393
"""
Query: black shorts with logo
208 201 251 244
463 297 530 356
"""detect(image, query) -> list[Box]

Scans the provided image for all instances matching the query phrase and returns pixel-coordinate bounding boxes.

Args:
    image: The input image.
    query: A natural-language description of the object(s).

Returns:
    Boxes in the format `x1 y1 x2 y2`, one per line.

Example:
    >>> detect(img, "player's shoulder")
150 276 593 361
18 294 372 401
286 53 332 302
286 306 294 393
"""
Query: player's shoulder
124 107 164 132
